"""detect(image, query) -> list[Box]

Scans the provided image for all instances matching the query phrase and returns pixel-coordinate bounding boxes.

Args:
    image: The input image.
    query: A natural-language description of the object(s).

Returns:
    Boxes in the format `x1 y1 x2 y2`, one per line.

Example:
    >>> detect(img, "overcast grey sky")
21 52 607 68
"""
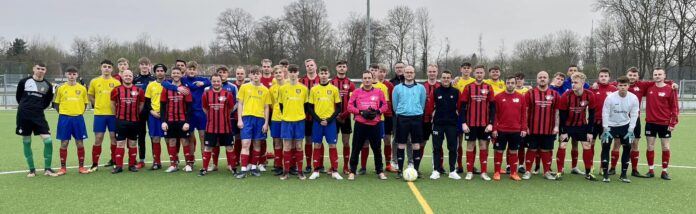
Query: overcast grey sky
2 0 601 57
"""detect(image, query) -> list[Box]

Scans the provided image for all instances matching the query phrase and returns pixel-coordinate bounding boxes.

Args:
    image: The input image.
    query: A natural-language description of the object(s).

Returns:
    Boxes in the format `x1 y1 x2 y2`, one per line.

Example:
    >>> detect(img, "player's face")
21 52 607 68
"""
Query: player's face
175 62 186 69
516 78 525 87
440 73 452 86
236 69 246 81
122 70 134 84
617 82 629 94
154 67 166 79
217 70 229 81
305 61 316 74
362 73 373 88
273 69 283 80
118 62 129 72
537 72 549 86
404 68 415 81
250 72 261 82
288 69 299 81
460 66 471 77
262 63 272 74
489 69 500 80
336 64 347 74
474 68 485 81
572 78 584 91
627 71 639 83
395 63 405 75
139 63 150 73
369 68 379 79
319 70 330 83
652 70 665 82
505 79 516 92
33 65 46 78
427 67 438 79
100 64 113 75
211 77 222 89
186 67 197 77
65 71 78 82
171 70 182 81
553 75 565 86
598 72 610 83
567 66 578 76
378 69 387 80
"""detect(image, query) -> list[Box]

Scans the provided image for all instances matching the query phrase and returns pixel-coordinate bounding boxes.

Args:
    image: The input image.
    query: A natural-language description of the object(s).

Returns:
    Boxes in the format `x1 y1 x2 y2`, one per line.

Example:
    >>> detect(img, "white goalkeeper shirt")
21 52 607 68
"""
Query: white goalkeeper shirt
602 91 639 132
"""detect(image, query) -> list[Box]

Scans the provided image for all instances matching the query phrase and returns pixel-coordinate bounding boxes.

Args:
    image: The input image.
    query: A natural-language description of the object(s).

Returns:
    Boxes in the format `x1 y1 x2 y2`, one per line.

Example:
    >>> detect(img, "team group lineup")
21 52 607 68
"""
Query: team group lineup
15 57 679 183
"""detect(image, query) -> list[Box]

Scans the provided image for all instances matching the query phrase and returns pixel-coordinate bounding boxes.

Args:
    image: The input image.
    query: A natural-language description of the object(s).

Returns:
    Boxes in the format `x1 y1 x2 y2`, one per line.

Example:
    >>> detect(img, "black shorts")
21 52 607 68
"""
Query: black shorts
115 119 139 141
337 118 352 134
16 113 50 136
645 123 671 139
305 120 313 136
395 115 423 144
465 126 491 141
422 122 433 141
562 126 589 142
521 136 530 148
528 134 556 150
384 116 394 135
165 121 191 139
494 132 522 151
634 119 642 139
608 124 631 145
591 123 603 140
204 133 234 147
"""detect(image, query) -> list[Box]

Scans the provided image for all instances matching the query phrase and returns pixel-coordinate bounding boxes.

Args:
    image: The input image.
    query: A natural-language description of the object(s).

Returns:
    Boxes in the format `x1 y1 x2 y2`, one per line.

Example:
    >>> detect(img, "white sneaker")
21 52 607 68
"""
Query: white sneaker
331 172 343 180
571 167 585 175
165 166 178 173
522 171 532 180
430 171 441 180
258 164 267 172
207 163 216 172
184 165 193 172
448 171 461 180
391 161 399 171
544 172 557 180
465 172 474 180
309 172 320 180
481 173 491 181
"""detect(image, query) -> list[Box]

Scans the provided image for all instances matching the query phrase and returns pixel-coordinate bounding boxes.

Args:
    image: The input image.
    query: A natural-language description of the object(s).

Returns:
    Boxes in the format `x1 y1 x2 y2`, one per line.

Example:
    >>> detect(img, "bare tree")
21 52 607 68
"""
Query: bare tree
386 5 415 63
70 37 93 69
215 8 255 64
416 7 432 73
284 0 333 65
253 16 289 63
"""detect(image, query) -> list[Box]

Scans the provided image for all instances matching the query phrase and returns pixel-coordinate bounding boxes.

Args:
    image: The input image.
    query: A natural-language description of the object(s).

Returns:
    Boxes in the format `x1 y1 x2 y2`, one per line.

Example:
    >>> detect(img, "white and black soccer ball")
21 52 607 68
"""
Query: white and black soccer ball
402 167 418 182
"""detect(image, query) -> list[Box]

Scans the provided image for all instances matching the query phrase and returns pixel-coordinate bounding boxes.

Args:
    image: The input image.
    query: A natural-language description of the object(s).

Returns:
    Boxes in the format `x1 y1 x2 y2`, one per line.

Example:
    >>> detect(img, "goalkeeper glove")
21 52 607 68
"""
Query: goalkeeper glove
601 128 612 144
623 132 635 144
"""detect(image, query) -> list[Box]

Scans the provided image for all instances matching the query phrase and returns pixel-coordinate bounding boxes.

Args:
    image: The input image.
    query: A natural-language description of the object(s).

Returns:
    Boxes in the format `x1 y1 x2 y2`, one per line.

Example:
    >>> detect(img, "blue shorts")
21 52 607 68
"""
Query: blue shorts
241 116 266 140
281 121 305 141
270 121 282 139
190 110 207 131
148 115 164 137
57 115 88 141
93 115 116 133
378 121 385 139
312 120 337 144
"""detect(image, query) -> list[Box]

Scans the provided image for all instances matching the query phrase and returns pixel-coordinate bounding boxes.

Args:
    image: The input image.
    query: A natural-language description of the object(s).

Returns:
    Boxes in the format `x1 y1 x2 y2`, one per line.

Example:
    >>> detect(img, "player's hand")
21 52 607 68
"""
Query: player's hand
587 134 593 141
485 124 493 133
591 82 599 90
237 120 244 129
195 81 204 87
262 122 269 133
668 126 675 132
553 126 559 135
177 86 190 95
601 129 612 144
492 131 498 138
182 123 190 131
672 83 679 90
462 123 470 134
320 120 328 126
521 131 527 137
151 110 160 118
161 122 168 131
623 132 635 144
560 133 568 141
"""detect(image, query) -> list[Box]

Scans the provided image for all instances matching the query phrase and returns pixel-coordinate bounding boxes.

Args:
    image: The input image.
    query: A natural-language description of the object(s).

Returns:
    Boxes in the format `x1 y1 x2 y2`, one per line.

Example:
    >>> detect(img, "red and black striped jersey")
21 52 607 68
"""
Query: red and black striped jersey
110 85 145 122
160 87 193 122
459 82 495 127
559 90 595 127
202 89 235 134
301 75 321 120
526 88 561 135
331 76 355 113
422 81 440 122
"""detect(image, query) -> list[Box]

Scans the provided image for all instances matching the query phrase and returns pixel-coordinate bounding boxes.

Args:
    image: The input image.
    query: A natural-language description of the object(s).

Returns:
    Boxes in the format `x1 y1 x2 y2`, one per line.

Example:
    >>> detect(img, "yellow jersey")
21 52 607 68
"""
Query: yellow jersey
88 76 121 115
454 77 476 92
55 83 89 116
372 82 389 121
309 84 340 120
269 80 285 122
237 83 272 118
279 83 308 122
145 80 164 112
484 79 507 95
515 87 529 95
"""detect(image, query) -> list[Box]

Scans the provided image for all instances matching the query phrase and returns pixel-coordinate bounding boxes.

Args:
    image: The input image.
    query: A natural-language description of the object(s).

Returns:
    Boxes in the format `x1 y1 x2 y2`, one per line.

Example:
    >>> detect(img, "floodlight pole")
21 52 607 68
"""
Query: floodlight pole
366 0 371 70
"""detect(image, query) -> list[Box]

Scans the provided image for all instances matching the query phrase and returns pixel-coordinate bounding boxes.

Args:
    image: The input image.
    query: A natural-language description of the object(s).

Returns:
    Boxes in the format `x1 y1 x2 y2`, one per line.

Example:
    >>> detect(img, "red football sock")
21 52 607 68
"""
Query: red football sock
662 150 670 171
518 147 526 167
541 151 552 173
110 144 116 161
283 151 292 172
647 150 655 172
202 151 211 170
510 153 519 173
167 145 178 165
212 146 220 166
571 149 578 169
60 148 67 168
152 142 161 165
115 147 125 167
313 146 322 169
290 148 297 168
304 143 312 168
360 147 369 169
630 151 639 170
92 145 102 165
128 146 137 166
479 149 488 173
183 145 193 164
295 149 304 171
583 148 593 171
233 142 242 163
251 149 260 166
329 147 338 171
226 150 236 169
457 144 464 169
318 144 325 167
494 151 503 174
343 146 350 170
240 153 250 169
274 147 283 168
260 141 267 164
610 150 620 169
466 151 475 173
384 142 392 163
525 150 537 171
556 148 566 172
77 147 85 167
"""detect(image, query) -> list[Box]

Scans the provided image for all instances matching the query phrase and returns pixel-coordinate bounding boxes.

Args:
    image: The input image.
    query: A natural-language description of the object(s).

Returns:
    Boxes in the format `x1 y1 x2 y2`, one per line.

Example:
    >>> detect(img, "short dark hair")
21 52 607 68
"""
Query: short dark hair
489 65 501 71
442 70 452 75
514 72 525 79
569 64 578 68
210 73 222 80
248 65 261 74
153 64 167 73
370 63 380 69
460 62 472 68
474 64 486 70
506 75 516 81
627 67 639 73
288 64 299 72
362 70 373 77
175 59 186 65
216 66 229 73
65 66 78 73
319 66 329 72
599 67 610 74
279 59 289 66
336 60 347 66
554 72 566 78
34 62 47 67
617 76 630 84
100 60 114 66
171 67 182 73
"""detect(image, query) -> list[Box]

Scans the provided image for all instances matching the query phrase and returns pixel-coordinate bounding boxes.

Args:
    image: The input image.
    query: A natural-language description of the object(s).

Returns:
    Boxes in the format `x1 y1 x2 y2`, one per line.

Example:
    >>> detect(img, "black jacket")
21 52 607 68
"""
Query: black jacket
432 85 459 126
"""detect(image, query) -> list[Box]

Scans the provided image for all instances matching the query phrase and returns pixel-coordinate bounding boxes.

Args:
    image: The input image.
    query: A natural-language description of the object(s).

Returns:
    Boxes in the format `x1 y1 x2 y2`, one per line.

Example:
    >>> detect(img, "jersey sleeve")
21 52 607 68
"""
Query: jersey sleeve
160 90 168 103
54 86 63 104
201 92 209 111
237 85 246 102
87 79 95 96
265 89 273 105
308 88 316 104
138 88 145 103
110 87 118 101
145 84 152 98
670 89 679 127
333 87 341 104
81 86 89 104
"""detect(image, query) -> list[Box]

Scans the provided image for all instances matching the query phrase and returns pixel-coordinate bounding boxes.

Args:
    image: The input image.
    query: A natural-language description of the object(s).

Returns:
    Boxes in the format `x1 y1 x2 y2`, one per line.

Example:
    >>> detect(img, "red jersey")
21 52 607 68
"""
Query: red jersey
645 84 679 127
381 80 395 117
260 76 274 88
423 81 441 122
202 89 235 134
611 80 673 107
113 74 123 83
331 76 355 119
526 87 561 135
110 85 145 122
559 90 595 127
591 83 617 123
493 92 527 133
301 75 321 120
160 86 193 122
460 82 495 127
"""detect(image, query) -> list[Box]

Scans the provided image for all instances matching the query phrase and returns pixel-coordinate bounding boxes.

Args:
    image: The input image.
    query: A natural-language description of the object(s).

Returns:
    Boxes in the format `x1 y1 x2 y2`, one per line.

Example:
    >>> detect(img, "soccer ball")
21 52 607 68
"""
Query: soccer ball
402 167 418 182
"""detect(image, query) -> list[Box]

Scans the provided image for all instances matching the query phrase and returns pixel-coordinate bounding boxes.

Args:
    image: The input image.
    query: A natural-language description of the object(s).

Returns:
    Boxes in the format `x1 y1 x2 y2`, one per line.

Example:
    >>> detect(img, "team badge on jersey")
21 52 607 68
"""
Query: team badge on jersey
327 90 332 95
370 96 376 101
512 98 519 103
546 95 554 100
580 101 587 106
219 96 226 102
109 83 115 88
296 89 301 94
76 90 81 95
658 92 666 97
437 95 442 99
131 91 139 96
344 84 349 89
634 87 640 91
258 90 263 95
481 89 489 94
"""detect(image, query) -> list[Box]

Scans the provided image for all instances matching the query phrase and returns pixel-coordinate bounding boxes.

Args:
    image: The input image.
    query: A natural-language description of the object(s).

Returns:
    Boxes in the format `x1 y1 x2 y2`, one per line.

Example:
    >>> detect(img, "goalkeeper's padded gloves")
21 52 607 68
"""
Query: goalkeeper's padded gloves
601 128 612 144
623 132 635 144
